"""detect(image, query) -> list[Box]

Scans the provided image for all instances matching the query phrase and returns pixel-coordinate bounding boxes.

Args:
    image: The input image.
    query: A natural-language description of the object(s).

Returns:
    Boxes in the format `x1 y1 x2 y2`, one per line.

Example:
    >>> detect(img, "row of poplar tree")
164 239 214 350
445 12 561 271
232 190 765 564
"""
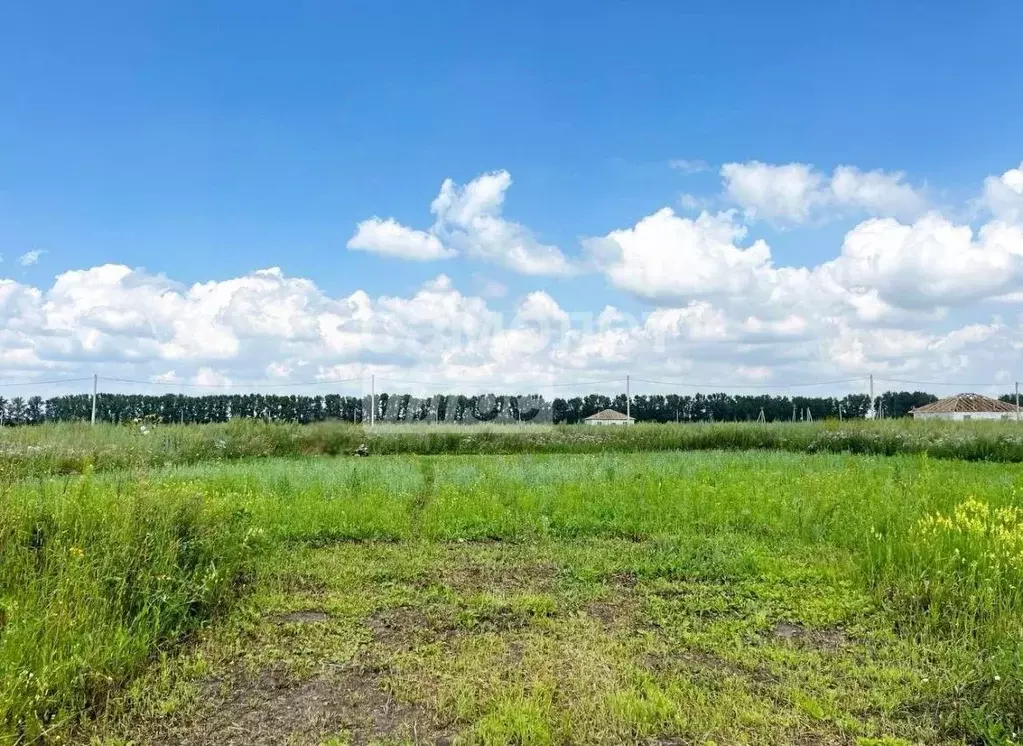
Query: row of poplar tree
0 389 972 426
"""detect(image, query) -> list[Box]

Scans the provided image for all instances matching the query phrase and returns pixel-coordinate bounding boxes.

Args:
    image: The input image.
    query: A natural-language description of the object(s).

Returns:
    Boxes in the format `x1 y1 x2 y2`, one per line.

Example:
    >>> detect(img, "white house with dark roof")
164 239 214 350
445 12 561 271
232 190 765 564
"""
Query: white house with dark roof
910 393 1020 421
583 409 635 426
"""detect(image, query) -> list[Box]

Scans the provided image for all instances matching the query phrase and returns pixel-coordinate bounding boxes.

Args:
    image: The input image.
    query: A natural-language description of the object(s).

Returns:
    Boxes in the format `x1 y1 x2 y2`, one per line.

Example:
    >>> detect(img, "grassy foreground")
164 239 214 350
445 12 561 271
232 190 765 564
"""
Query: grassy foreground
3 451 1023 743
4 418 1023 477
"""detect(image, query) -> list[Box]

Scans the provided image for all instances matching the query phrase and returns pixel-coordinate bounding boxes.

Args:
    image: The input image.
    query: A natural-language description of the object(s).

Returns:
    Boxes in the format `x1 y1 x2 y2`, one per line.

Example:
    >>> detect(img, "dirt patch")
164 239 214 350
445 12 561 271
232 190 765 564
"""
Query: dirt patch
459 604 535 632
643 647 778 687
644 648 731 675
275 610 331 624
585 599 637 631
367 607 458 650
154 665 454 746
771 622 849 652
772 622 803 641
439 560 558 594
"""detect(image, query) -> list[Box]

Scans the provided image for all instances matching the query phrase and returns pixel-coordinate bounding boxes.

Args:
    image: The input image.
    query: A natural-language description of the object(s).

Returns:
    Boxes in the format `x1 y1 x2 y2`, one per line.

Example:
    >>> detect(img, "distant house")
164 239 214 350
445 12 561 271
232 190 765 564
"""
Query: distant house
584 408 635 426
910 393 1020 421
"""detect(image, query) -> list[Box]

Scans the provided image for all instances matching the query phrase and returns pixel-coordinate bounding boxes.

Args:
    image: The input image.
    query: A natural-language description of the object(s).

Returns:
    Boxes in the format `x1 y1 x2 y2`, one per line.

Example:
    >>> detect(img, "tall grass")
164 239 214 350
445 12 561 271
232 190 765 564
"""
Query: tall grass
867 497 1023 641
4 418 1023 477
0 468 263 742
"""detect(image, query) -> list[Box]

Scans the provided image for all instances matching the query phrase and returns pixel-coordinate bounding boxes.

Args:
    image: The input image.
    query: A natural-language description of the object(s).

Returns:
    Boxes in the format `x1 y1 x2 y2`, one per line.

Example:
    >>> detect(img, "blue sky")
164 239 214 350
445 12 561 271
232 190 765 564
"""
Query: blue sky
2 1 1023 394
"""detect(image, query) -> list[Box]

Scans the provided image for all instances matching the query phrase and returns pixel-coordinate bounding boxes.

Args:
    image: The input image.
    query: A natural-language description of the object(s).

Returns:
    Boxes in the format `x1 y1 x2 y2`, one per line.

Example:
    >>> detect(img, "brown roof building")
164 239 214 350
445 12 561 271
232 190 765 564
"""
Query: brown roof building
910 393 1020 421
583 408 635 425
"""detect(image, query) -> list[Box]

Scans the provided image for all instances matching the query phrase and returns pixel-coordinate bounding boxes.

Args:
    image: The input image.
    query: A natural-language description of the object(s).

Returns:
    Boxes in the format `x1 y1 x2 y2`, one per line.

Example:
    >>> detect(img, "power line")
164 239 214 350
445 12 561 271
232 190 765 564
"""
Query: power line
0 377 94 387
547 377 628 388
374 377 460 388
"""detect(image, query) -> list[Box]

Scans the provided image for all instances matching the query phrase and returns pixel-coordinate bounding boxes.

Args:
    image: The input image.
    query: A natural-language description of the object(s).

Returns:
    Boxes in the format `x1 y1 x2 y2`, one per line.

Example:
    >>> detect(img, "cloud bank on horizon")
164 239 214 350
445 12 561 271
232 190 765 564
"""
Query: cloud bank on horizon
3 159 1023 394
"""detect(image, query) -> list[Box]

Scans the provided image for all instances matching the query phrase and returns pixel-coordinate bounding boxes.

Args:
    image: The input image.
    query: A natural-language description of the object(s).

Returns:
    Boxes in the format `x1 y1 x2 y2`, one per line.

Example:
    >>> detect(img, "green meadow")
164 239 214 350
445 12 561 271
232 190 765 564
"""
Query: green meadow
2 425 1023 743
5 419 1023 477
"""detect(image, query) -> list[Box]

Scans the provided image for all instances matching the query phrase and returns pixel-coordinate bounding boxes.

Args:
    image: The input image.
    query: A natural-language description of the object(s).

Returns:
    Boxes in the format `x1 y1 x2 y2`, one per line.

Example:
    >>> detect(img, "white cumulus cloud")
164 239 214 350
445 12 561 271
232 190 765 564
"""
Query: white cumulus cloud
347 217 454 260
588 167 1023 320
0 260 1019 392
980 162 1023 224
721 161 927 225
823 215 1023 309
348 171 574 276
6 159 1023 393
585 208 772 302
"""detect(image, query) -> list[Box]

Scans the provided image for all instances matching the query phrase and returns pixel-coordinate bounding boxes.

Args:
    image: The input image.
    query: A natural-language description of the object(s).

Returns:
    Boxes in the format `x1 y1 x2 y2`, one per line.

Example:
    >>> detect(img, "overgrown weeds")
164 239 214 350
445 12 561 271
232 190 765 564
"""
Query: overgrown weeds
0 469 264 742
4 419 1023 477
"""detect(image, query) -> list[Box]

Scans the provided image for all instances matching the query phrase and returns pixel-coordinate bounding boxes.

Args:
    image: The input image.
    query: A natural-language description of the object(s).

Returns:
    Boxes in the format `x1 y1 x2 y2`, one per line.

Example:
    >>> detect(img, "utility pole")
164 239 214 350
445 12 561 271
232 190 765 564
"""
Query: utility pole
370 374 375 428
626 375 631 418
869 374 875 419
1016 381 1020 423
91 374 98 426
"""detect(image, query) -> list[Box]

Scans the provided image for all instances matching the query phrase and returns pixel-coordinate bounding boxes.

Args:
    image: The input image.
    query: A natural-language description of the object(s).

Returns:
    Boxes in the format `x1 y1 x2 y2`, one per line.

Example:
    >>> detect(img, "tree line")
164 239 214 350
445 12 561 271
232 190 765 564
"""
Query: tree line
0 389 994 426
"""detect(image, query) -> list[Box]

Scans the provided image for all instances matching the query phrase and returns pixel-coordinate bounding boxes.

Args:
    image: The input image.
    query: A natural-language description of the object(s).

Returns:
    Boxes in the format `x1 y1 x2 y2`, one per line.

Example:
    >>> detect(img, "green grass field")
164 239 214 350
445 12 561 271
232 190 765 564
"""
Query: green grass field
5 419 1023 477
3 427 1023 744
